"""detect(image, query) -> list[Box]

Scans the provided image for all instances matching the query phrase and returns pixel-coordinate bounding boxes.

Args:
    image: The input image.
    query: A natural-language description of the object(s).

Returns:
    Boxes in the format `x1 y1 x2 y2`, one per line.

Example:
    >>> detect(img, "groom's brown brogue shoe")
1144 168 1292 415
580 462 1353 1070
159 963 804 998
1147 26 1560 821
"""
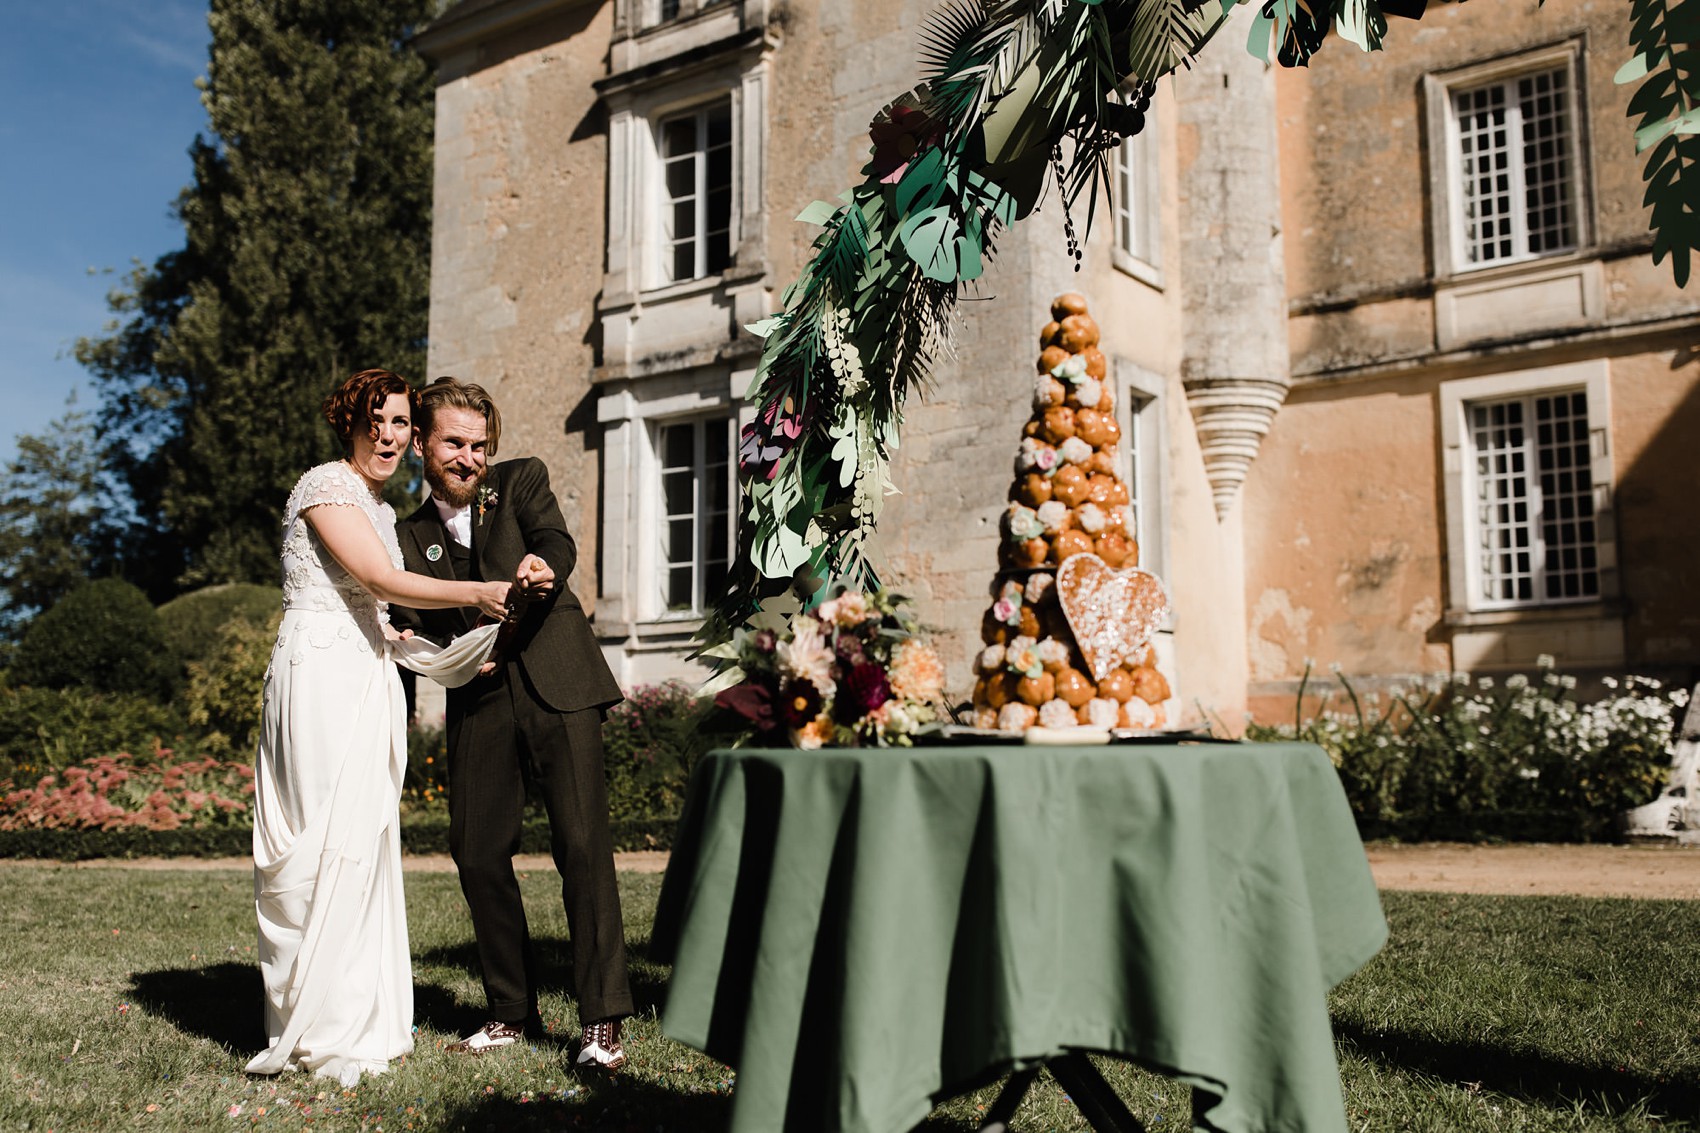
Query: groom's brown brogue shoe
447 1020 523 1054
576 1018 626 1071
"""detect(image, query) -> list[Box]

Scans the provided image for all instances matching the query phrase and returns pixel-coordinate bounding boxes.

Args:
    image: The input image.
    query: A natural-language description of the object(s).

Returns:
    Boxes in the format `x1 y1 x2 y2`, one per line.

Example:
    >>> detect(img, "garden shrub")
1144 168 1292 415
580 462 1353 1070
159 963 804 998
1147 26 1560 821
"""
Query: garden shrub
0 684 182 784
9 578 178 699
1246 661 1682 841
182 610 281 754
404 681 719 829
158 583 281 671
601 680 716 825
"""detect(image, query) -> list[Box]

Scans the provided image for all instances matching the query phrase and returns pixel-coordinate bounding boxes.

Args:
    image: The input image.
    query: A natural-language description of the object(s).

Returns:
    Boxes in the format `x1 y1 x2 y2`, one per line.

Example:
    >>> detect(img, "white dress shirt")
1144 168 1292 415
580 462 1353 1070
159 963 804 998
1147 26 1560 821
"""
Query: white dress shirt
432 495 473 549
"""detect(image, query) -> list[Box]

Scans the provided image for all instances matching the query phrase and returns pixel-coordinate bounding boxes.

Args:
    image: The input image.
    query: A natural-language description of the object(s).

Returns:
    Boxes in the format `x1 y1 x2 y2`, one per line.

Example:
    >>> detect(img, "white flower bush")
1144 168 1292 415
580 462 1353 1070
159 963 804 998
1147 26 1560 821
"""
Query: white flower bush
1244 659 1680 840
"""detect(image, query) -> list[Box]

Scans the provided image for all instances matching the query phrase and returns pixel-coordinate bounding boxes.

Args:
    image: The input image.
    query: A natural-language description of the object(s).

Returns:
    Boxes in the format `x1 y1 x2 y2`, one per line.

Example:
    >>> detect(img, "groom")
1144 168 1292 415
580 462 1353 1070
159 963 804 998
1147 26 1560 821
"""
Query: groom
391 377 633 1070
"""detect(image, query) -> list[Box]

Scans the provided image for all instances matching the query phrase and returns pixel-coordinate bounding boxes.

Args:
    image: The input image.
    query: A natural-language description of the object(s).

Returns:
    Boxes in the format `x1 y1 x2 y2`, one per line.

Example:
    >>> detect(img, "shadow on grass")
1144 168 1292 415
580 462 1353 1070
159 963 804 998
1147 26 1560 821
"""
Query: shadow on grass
437 1074 730 1132
412 935 670 1039
1336 1020 1700 1117
128 963 267 1053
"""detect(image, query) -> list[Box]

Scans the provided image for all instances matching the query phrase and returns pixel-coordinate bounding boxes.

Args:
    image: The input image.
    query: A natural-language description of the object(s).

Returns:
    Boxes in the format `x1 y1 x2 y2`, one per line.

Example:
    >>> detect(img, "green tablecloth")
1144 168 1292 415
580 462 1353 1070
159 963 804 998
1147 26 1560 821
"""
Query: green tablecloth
650 742 1387 1133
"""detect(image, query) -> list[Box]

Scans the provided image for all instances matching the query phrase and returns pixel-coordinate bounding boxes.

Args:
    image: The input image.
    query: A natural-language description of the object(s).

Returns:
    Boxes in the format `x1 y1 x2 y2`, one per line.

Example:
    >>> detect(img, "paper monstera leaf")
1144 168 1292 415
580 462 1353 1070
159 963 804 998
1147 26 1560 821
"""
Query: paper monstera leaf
1055 553 1170 681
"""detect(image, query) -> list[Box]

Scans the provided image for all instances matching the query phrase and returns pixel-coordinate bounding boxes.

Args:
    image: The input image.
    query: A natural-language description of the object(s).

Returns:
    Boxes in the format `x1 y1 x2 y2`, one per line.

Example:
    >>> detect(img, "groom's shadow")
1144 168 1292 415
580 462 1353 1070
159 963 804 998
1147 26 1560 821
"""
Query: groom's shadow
128 964 268 1053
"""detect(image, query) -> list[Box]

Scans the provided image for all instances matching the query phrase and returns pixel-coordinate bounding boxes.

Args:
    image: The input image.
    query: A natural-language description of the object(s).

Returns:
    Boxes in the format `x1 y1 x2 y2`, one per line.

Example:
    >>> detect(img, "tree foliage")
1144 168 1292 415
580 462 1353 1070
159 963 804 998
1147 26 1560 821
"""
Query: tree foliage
0 411 127 641
1619 0 1700 286
76 0 436 591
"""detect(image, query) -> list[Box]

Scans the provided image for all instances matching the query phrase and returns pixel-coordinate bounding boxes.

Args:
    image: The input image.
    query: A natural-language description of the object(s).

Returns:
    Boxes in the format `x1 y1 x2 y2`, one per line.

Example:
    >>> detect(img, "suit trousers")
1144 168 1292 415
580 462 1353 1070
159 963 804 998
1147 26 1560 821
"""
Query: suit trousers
446 662 633 1026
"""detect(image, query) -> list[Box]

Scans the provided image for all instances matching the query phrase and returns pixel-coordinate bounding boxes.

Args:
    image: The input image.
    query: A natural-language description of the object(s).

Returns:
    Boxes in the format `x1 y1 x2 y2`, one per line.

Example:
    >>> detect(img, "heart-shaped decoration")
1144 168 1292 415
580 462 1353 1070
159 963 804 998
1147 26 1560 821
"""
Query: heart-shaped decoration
1055 553 1170 681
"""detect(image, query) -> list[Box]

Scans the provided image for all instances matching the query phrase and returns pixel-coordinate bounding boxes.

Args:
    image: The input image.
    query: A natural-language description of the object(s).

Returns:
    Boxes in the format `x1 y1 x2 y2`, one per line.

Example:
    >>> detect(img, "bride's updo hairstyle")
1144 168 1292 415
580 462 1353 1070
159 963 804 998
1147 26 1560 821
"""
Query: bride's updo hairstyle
322 369 417 455
415 376 503 459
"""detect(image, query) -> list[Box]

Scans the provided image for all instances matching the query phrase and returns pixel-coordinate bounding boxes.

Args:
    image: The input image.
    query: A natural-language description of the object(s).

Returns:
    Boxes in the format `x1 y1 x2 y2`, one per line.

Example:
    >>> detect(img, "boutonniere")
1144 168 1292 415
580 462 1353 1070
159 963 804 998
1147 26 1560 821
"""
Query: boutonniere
476 485 499 523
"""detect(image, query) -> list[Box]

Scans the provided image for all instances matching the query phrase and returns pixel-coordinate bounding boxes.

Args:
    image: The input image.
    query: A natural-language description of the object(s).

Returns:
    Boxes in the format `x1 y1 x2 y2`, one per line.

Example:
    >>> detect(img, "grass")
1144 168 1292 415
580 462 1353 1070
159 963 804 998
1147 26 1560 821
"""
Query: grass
0 869 1697 1133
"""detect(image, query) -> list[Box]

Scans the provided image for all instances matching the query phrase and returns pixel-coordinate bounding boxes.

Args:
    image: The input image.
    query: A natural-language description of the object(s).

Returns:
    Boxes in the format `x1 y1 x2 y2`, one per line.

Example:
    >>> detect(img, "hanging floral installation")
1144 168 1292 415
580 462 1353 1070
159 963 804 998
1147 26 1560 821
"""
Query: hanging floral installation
702 0 1697 653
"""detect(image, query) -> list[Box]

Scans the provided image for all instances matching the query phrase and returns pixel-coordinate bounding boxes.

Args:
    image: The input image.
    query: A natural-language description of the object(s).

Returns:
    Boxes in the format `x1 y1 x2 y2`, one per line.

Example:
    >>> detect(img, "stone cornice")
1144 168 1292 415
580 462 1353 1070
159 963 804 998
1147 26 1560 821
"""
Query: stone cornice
413 0 599 60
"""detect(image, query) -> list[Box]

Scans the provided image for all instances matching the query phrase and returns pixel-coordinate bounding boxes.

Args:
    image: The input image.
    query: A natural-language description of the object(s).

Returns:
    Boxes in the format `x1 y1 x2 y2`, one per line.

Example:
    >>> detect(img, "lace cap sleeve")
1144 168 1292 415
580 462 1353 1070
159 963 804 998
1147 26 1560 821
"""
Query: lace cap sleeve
286 462 370 523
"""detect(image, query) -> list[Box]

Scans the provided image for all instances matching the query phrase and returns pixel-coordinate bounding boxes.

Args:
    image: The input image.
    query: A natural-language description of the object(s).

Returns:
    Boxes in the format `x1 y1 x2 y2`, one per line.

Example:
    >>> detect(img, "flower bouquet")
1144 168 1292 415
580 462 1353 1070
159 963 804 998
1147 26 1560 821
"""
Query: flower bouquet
709 589 947 748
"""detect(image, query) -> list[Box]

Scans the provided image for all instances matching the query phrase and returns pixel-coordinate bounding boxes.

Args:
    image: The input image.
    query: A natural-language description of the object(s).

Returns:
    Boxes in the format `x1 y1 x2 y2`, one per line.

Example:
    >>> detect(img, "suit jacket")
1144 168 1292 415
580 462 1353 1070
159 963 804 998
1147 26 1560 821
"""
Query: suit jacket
392 457 623 714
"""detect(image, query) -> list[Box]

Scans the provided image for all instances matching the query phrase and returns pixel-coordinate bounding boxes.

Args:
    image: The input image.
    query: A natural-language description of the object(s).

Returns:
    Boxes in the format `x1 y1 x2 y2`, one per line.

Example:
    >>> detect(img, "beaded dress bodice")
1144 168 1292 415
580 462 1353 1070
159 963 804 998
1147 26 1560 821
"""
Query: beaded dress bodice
280 462 402 639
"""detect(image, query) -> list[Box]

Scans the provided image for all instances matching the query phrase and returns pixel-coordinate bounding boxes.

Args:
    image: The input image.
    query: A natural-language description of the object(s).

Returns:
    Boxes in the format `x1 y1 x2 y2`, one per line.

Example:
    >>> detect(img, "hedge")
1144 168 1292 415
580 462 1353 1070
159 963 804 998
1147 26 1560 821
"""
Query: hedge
0 812 681 862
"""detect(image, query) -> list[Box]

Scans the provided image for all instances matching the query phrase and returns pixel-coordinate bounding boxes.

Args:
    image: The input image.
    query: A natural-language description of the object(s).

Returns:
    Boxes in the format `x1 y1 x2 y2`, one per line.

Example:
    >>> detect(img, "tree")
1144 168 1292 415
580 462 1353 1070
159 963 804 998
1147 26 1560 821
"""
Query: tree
76 0 436 591
0 410 127 641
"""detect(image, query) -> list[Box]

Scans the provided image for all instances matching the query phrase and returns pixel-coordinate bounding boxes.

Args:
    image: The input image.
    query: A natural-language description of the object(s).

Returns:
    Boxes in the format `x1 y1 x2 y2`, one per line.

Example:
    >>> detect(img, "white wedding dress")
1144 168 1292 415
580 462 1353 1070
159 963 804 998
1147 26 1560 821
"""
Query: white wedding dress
246 461 498 1086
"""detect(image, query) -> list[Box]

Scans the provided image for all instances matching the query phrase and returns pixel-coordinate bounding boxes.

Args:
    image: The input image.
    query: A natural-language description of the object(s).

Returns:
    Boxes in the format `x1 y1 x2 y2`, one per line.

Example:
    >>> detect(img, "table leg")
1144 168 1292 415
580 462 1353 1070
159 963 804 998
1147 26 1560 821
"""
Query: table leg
978 1065 1041 1132
1046 1053 1147 1133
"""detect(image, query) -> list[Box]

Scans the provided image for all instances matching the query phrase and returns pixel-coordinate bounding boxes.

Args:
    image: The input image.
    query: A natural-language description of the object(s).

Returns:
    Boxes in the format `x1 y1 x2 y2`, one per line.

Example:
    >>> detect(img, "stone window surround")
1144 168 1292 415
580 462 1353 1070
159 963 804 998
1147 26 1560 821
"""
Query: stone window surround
1438 359 1620 637
1421 37 1593 283
601 45 769 307
1116 359 1170 593
595 365 752 638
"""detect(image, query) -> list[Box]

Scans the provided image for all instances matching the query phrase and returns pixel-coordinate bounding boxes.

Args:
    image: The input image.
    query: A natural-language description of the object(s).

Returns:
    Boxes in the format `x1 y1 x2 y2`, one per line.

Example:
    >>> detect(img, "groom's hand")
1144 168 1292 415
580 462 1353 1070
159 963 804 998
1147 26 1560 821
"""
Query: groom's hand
515 554 555 595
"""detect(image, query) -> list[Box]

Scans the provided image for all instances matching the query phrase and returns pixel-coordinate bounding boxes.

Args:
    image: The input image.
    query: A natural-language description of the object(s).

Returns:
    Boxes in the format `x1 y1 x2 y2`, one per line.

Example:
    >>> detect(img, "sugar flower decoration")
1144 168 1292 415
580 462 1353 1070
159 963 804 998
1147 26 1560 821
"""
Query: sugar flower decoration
1005 504 1043 543
1050 354 1087 384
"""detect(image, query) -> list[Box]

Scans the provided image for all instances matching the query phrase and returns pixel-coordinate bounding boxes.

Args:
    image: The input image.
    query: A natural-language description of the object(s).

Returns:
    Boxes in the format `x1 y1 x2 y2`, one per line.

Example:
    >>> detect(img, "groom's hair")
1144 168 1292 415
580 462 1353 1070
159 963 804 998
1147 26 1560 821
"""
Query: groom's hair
417 376 502 458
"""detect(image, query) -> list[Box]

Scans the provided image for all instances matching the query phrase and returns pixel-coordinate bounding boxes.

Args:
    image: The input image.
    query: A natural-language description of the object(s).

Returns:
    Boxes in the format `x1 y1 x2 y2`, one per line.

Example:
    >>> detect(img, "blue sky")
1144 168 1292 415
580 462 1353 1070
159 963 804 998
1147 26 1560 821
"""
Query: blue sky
0 1 211 464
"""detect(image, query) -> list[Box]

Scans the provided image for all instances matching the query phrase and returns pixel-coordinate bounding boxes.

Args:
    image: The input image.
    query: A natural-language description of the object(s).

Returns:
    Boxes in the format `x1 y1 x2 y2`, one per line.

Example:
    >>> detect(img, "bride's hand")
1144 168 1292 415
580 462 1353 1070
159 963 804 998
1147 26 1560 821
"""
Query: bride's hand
475 581 511 620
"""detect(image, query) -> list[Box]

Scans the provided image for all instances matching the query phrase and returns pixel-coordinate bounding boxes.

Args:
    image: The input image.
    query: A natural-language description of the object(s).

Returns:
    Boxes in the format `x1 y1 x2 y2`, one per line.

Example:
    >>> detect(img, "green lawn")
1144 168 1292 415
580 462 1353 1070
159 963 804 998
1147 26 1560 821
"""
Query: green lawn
0 866 1696 1132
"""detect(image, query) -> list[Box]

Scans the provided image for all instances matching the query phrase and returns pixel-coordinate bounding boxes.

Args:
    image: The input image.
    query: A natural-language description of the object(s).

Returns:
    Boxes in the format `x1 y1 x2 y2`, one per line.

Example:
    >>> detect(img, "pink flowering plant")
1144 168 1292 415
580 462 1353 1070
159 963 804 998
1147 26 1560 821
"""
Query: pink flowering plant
710 588 947 748
0 743 254 832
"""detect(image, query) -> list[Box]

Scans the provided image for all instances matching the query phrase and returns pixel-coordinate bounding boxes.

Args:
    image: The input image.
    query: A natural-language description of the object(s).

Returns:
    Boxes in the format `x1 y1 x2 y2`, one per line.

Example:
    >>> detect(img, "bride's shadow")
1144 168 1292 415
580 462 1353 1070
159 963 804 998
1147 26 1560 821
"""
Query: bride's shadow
128 964 268 1053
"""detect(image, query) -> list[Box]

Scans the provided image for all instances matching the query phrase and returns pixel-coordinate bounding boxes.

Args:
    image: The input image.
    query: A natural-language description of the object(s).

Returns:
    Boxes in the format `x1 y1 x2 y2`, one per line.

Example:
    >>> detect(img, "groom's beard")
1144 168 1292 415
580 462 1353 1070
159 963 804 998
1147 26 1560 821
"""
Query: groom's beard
424 451 487 509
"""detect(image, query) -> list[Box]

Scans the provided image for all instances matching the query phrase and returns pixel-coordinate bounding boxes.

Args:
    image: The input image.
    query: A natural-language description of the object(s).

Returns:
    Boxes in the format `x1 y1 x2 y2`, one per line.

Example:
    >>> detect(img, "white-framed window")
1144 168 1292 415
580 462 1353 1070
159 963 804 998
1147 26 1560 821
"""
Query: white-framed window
1113 100 1161 286
1466 389 1598 606
1426 42 1589 278
654 413 735 613
1439 361 1616 616
658 99 734 285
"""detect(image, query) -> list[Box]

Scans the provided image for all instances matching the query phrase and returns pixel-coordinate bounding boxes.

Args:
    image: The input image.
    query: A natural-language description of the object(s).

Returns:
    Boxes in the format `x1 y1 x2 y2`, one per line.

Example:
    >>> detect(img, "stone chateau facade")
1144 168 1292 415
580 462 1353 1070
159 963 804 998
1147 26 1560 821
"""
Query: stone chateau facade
414 0 1700 727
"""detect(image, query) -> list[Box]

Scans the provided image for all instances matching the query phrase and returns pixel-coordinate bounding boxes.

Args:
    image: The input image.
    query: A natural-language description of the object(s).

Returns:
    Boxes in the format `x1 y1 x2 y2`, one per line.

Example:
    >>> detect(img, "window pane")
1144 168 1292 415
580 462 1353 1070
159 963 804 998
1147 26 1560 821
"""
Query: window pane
661 424 694 468
1470 389 1598 608
672 199 697 241
706 146 732 194
661 117 696 158
706 231 731 275
667 518 694 563
706 102 732 147
663 470 693 517
667 566 693 610
665 156 695 199
703 559 729 603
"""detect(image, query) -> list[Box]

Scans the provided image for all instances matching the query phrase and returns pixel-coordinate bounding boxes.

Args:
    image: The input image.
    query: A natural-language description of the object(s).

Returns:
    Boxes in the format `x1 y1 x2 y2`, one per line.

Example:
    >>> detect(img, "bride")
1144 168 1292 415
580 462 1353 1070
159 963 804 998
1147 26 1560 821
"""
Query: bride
245 369 546 1086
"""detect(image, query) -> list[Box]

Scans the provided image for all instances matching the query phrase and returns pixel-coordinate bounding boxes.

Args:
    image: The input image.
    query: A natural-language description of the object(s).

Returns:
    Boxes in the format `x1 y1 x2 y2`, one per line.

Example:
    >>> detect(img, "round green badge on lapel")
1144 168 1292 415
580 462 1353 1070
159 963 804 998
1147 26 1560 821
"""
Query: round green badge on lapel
427 544 443 562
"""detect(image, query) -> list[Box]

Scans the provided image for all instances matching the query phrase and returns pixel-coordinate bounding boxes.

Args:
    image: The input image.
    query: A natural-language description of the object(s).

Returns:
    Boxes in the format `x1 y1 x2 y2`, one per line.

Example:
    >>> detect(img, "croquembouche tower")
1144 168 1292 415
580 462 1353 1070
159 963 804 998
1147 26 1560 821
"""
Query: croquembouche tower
970 293 1173 733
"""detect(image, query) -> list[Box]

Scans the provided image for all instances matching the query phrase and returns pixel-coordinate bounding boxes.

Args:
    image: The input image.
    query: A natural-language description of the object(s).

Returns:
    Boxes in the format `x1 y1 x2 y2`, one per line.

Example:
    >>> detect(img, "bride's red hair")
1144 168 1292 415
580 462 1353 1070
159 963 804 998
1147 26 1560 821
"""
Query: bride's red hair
322 369 418 453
